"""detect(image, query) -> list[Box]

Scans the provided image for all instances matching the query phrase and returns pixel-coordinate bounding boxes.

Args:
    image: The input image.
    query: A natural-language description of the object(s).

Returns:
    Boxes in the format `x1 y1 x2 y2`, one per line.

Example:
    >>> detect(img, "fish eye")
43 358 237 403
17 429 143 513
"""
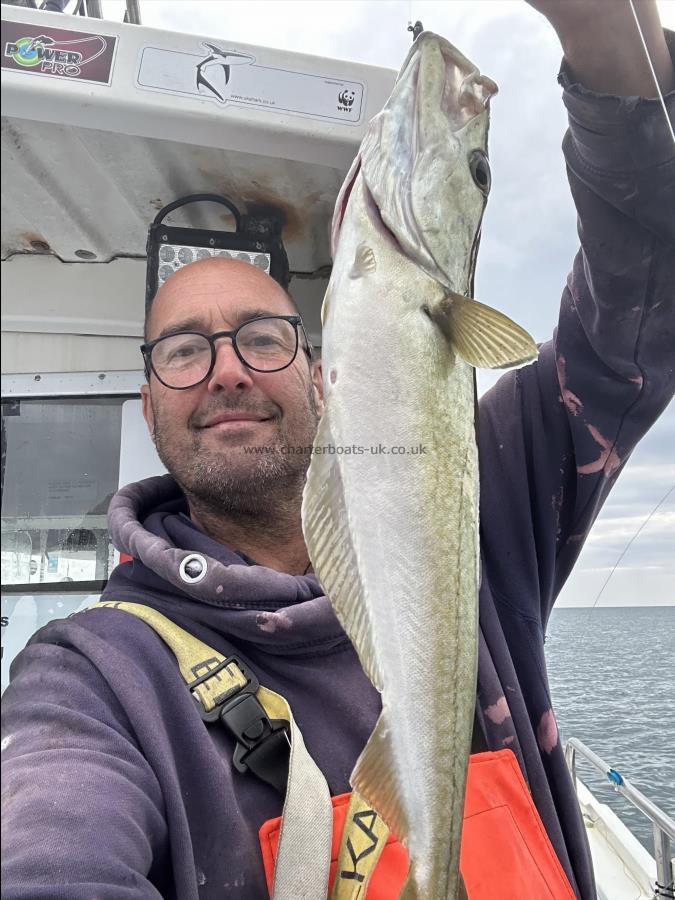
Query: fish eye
469 150 491 194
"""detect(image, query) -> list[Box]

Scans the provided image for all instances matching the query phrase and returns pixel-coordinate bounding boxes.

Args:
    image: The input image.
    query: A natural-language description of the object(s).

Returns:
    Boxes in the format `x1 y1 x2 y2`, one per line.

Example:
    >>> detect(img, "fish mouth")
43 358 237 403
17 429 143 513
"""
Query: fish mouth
399 31 498 127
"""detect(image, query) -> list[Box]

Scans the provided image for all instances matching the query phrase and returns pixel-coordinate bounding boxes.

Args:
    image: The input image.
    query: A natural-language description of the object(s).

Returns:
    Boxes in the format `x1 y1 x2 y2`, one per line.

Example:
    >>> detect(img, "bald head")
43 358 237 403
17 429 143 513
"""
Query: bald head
145 256 299 343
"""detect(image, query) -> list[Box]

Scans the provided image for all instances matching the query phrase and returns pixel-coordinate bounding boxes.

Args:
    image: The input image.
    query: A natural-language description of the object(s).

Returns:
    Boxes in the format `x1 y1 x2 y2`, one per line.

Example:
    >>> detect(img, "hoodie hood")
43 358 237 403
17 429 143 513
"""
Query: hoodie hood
103 474 349 656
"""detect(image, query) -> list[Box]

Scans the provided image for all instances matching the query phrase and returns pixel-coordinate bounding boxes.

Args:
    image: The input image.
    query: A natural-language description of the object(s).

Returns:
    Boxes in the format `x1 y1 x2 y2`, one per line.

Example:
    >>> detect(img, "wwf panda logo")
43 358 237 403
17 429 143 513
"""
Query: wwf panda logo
337 89 355 109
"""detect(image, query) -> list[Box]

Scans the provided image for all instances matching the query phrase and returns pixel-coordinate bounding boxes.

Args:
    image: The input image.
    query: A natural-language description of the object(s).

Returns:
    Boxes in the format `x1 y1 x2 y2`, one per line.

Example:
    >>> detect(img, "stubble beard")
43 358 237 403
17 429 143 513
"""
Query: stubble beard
151 390 320 520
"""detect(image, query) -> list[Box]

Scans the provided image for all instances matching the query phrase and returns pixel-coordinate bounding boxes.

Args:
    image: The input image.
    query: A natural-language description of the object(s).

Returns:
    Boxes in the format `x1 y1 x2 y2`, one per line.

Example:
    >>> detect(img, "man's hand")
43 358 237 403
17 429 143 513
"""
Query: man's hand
525 0 674 97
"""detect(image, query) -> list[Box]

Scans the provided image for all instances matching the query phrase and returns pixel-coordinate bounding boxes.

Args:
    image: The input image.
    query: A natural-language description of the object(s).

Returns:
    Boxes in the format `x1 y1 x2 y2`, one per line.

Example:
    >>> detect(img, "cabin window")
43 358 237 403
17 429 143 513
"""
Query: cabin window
1 396 124 589
1 382 163 690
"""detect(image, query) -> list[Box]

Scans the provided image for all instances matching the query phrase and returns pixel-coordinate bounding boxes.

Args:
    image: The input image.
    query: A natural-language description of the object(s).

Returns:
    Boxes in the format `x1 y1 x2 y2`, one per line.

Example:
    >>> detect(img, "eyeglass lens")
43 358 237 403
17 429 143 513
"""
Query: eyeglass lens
151 318 299 387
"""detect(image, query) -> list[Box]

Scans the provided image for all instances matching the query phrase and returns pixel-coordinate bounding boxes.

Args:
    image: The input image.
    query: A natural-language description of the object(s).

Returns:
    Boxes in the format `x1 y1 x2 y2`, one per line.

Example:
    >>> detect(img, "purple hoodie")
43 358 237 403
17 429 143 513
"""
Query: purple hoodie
2 48 674 900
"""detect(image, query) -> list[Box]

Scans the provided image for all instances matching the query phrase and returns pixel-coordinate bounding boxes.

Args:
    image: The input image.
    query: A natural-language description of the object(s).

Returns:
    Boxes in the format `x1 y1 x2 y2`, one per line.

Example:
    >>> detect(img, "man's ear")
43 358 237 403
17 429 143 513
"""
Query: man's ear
140 383 156 442
310 360 324 416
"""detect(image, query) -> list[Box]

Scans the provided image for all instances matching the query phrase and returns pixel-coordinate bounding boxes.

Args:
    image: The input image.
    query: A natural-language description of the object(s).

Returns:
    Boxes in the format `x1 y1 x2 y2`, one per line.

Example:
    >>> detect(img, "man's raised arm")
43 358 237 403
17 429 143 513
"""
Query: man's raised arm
477 0 674 625
528 0 674 97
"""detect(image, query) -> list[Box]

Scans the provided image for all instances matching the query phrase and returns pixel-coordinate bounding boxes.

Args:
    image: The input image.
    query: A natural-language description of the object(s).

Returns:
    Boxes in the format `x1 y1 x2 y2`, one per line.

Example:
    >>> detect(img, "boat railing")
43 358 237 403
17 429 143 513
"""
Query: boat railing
565 737 675 899
3 0 142 25
83 0 142 24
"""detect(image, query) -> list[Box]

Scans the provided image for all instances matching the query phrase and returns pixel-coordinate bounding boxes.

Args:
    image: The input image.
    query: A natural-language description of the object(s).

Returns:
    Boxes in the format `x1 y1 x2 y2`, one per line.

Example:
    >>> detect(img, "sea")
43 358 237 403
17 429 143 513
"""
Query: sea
545 605 674 853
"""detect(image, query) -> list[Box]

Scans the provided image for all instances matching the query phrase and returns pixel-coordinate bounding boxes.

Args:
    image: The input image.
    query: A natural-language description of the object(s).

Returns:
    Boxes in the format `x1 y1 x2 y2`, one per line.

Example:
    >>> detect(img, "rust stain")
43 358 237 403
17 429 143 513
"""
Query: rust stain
167 169 336 249
252 199 301 238
4 121 24 153
209 179 329 243
19 232 51 253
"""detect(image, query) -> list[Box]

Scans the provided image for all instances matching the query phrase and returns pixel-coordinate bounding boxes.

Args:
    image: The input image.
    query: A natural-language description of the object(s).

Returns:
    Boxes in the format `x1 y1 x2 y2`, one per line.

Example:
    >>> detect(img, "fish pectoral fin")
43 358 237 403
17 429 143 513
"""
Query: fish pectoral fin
349 242 377 279
426 292 538 369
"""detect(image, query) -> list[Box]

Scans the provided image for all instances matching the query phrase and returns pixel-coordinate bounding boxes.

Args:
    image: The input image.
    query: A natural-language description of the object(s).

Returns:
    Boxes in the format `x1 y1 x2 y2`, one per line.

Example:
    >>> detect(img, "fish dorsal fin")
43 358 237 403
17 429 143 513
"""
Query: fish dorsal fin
301 407 384 693
350 710 411 843
427 292 538 369
303 411 413 856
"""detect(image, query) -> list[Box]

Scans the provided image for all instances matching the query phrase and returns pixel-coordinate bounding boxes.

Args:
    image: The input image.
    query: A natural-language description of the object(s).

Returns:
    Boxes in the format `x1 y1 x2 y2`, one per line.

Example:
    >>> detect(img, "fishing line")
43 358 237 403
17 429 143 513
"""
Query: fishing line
587 483 674 613
407 0 424 42
628 0 675 145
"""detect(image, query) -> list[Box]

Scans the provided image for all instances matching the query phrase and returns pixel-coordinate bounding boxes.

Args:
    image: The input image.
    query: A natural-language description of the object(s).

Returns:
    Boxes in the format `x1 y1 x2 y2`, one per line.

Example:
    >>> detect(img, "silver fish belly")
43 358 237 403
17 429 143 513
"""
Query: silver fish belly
302 32 537 900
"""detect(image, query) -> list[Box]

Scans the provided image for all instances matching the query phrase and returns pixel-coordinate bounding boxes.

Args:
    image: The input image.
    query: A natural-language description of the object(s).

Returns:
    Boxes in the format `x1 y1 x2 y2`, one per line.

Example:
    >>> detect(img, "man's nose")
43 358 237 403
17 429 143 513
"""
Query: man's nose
206 338 255 393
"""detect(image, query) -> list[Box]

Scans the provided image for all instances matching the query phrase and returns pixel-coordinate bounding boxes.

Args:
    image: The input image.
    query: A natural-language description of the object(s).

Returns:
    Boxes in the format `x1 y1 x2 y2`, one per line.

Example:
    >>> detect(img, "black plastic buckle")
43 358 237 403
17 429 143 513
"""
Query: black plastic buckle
190 656 290 793
189 655 246 722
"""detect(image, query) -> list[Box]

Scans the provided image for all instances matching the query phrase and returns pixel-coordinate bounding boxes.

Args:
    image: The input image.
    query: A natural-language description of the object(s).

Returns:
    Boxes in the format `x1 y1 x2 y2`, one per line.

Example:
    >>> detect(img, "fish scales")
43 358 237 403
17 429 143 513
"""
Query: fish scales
302 32 537 900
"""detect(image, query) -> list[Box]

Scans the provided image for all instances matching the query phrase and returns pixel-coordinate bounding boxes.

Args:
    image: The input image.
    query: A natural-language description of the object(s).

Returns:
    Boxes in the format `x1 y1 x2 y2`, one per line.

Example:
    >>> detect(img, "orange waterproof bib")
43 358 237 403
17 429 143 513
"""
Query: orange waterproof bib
259 749 576 899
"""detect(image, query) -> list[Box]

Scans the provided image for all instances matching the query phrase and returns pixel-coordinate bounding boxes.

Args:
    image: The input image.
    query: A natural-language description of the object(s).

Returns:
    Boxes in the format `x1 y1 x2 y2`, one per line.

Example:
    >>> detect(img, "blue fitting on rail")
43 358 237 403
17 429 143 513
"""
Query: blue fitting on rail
607 767 624 786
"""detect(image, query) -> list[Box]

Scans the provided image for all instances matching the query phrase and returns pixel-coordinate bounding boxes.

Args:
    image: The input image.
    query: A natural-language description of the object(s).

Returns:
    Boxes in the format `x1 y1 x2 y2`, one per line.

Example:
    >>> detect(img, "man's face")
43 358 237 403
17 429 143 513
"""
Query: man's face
141 257 324 516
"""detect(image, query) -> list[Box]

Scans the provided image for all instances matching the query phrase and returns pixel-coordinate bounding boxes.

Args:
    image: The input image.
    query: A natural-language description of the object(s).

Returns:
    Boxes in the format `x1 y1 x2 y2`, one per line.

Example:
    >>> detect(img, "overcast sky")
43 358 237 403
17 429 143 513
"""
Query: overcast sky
99 0 674 607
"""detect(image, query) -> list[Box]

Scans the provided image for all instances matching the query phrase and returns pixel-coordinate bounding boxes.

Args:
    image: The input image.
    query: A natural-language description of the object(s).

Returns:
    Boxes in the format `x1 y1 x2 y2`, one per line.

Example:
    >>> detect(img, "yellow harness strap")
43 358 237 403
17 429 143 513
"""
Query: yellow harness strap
93 601 333 900
331 791 390 899
97 601 249 712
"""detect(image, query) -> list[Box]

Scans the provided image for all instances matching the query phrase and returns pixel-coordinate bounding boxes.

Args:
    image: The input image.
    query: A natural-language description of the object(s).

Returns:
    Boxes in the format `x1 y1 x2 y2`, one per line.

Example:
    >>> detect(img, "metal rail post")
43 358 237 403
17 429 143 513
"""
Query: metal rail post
124 0 141 24
653 824 674 898
85 0 103 18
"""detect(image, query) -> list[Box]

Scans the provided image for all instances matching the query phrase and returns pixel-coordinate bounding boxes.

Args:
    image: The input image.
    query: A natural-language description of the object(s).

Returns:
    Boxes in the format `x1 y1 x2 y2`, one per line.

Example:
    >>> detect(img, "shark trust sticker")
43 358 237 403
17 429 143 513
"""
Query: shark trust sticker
1 19 117 84
136 40 364 124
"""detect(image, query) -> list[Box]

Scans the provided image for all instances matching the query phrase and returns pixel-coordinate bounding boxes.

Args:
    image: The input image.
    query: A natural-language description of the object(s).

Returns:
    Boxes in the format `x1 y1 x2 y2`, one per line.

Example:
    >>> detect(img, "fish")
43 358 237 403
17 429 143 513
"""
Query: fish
302 31 538 900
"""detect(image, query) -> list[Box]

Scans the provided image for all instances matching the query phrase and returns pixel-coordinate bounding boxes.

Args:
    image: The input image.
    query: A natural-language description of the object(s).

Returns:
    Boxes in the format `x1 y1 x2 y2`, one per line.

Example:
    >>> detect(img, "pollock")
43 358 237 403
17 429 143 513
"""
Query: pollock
302 32 537 899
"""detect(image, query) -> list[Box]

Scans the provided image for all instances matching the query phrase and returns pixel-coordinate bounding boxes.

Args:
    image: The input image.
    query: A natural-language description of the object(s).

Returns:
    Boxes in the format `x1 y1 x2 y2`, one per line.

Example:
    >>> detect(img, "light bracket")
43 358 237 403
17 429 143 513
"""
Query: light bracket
145 193 289 311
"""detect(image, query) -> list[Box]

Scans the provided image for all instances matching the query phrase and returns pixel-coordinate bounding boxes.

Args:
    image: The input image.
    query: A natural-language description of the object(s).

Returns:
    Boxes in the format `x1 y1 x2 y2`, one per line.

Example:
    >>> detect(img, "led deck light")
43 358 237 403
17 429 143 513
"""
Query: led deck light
145 193 289 310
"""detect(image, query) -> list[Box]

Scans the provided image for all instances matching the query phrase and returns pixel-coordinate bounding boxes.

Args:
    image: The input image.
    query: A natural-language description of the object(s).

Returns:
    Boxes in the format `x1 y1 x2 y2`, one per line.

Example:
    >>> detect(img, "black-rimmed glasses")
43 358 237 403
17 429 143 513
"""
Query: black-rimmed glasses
141 315 313 390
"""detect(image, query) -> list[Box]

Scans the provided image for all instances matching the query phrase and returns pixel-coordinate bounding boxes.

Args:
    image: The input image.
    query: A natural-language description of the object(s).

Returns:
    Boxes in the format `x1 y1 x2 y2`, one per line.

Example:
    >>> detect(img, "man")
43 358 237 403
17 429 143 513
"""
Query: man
2 1 673 898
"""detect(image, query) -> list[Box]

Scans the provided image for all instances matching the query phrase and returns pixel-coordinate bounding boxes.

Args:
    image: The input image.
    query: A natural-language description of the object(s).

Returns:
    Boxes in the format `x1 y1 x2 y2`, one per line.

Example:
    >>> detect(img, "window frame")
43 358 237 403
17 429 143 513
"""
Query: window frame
1 369 145 594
